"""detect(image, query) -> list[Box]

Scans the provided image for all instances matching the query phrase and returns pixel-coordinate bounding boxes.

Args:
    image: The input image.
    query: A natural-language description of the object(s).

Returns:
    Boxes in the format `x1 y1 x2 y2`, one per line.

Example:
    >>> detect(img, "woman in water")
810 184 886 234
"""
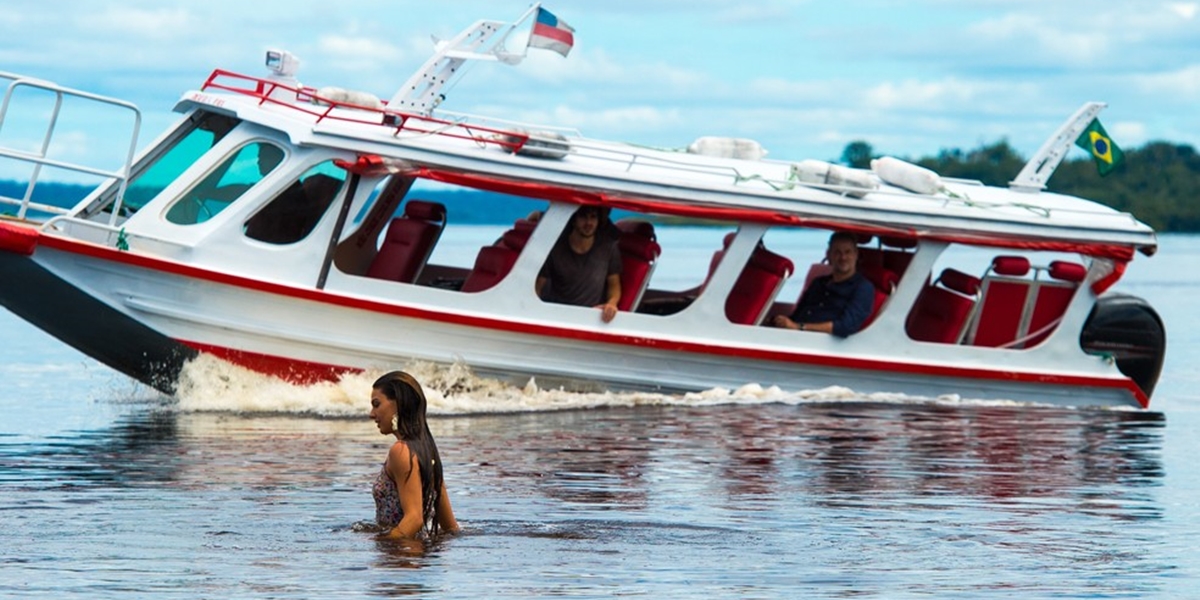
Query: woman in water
368 371 459 540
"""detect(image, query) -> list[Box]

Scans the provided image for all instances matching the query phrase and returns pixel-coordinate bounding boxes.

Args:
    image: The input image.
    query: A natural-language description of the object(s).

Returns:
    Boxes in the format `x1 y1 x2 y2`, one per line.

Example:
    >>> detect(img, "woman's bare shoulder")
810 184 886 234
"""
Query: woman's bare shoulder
385 441 413 474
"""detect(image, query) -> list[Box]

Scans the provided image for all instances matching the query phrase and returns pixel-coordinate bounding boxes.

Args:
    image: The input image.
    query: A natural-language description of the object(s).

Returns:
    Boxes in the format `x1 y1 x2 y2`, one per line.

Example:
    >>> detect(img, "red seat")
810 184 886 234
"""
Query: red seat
365 200 446 283
879 236 917 275
968 256 1033 347
460 226 533 293
615 219 657 241
725 246 795 325
497 227 531 251
859 264 900 328
461 245 521 293
1021 260 1087 348
906 268 982 343
617 233 662 312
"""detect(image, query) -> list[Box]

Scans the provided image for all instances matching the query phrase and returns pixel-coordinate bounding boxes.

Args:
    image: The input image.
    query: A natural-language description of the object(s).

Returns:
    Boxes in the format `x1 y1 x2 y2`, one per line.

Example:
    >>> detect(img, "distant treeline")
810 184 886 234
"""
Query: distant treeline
842 139 1200 232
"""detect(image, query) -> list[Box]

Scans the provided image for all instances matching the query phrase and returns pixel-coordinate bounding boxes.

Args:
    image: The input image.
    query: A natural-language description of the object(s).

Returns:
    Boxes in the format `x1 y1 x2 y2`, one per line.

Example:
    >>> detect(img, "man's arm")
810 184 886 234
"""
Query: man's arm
597 273 620 322
829 278 876 337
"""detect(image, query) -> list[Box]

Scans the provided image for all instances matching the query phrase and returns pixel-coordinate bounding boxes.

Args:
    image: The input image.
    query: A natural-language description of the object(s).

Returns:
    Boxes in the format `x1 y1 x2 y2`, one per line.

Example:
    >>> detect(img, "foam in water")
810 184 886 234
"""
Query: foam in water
171 353 1087 416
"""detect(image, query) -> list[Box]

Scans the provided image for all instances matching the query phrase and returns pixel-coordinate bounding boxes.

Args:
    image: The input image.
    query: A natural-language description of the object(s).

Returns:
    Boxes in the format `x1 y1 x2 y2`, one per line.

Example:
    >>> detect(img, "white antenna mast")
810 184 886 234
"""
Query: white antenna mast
387 4 542 116
1010 101 1106 192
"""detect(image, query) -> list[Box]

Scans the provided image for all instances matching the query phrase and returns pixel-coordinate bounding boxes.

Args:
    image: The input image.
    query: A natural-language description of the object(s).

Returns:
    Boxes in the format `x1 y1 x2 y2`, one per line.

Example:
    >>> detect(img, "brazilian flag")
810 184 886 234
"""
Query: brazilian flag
1074 118 1124 176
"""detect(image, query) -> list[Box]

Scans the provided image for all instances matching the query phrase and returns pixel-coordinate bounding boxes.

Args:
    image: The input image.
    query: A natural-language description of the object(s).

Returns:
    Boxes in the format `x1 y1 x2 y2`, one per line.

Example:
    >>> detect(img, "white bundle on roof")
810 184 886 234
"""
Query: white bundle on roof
687 137 768 160
870 156 943 195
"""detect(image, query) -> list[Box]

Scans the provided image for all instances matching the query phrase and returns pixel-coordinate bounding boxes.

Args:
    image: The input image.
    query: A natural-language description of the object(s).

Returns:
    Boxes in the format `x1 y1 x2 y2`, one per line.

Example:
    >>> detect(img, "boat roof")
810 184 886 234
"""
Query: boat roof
176 68 1157 261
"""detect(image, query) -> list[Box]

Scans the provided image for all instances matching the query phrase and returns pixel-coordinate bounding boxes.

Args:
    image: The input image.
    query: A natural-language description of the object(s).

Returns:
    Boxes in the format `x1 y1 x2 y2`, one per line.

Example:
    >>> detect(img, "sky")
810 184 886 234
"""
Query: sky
3 0 1200 181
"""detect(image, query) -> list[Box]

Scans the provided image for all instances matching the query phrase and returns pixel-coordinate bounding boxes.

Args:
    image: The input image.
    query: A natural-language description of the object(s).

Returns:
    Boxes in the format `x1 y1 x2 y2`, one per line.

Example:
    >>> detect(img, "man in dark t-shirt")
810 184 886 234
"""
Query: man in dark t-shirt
772 231 874 337
536 206 623 322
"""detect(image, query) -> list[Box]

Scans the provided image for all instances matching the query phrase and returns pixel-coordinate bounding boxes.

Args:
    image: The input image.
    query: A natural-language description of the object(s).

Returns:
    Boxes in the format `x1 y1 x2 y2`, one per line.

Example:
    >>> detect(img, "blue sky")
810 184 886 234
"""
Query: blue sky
3 0 1200 180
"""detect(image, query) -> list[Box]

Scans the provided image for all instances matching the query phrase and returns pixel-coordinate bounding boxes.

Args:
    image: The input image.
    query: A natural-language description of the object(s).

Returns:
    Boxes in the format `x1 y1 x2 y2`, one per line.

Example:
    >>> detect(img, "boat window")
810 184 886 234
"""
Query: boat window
165 141 284 225
98 111 239 218
244 161 346 244
338 178 548 288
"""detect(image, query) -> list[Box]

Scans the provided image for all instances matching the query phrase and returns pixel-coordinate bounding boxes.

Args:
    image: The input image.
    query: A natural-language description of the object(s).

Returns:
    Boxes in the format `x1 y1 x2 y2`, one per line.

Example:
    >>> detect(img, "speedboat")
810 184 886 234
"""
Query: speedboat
0 5 1165 408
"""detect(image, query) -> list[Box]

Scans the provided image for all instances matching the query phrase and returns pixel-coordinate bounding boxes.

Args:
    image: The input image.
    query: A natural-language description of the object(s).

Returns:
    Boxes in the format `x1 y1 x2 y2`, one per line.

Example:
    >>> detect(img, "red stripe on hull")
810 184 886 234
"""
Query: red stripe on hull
29 231 1148 408
182 340 360 385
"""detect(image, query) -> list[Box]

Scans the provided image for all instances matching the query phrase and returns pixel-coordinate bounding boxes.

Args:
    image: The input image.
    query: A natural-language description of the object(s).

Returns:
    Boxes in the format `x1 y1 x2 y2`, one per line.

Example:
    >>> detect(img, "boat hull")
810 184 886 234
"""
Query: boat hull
0 247 197 392
0 223 1149 409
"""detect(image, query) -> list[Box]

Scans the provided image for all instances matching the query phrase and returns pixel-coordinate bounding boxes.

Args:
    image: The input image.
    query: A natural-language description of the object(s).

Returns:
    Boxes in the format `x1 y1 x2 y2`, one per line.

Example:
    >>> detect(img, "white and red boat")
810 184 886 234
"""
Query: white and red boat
0 6 1165 408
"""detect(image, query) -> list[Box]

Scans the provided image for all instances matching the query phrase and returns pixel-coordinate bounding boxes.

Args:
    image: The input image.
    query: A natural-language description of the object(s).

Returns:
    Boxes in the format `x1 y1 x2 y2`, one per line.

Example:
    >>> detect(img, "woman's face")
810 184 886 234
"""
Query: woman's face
369 388 396 435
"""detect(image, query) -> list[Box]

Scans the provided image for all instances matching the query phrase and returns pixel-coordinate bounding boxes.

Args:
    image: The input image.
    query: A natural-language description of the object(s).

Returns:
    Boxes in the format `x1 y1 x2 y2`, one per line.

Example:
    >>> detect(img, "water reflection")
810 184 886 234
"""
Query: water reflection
0 398 1172 597
449 402 1165 525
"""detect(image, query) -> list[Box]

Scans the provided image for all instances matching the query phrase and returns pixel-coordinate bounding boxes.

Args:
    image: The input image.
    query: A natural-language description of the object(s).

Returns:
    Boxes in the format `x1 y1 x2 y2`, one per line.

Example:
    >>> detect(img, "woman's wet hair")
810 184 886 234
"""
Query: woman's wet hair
373 370 448 536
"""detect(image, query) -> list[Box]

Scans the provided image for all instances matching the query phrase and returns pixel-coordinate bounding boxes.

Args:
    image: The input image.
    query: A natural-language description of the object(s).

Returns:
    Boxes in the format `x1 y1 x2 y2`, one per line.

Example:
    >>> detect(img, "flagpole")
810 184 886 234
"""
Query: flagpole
495 3 542 59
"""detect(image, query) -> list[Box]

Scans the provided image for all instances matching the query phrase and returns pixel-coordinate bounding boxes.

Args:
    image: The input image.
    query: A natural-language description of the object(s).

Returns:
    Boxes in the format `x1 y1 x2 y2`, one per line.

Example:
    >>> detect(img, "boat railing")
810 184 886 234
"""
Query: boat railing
0 72 141 222
202 70 537 154
200 70 1144 227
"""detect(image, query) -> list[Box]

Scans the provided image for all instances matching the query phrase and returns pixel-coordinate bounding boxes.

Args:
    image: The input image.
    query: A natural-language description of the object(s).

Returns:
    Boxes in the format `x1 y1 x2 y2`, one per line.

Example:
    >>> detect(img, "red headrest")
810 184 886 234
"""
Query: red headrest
403 200 446 222
991 255 1031 277
749 248 794 277
939 268 981 296
1048 260 1087 283
860 264 899 293
500 228 530 250
619 235 661 261
616 219 656 240
855 233 873 244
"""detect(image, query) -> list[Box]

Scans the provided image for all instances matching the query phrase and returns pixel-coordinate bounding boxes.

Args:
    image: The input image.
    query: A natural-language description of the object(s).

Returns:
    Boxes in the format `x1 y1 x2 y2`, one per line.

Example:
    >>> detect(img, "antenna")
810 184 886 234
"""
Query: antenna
1010 102 1106 192
387 4 541 115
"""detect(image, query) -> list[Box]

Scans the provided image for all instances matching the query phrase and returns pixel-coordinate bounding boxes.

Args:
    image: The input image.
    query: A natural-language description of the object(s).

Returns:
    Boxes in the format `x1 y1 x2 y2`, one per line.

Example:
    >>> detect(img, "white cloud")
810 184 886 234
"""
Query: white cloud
316 34 406 74
1111 121 1148 146
1134 64 1200 98
1168 2 1200 19
81 7 193 40
966 14 1108 64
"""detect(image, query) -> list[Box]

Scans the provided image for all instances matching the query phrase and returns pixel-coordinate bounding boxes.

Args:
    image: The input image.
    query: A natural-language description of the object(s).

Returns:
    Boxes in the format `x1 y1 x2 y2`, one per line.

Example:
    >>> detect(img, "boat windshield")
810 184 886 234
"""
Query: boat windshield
91 111 240 219
165 141 284 225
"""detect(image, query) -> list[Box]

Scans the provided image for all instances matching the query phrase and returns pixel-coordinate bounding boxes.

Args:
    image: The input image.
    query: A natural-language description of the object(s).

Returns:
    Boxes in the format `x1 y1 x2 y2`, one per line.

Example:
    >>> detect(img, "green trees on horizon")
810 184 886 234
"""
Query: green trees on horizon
840 139 1200 233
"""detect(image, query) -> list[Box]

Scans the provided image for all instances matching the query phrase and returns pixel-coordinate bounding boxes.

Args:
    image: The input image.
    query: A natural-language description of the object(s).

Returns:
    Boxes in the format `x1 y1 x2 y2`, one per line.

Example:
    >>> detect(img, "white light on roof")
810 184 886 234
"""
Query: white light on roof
265 49 300 78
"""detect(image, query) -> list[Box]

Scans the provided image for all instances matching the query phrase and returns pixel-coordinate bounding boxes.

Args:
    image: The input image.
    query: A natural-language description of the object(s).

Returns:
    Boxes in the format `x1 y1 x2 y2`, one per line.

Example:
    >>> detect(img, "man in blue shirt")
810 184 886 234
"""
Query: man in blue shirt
772 231 875 337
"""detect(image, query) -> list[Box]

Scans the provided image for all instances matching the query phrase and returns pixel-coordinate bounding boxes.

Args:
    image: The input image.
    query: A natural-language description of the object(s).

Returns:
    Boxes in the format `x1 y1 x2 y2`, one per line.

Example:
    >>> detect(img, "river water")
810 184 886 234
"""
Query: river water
1 230 1198 599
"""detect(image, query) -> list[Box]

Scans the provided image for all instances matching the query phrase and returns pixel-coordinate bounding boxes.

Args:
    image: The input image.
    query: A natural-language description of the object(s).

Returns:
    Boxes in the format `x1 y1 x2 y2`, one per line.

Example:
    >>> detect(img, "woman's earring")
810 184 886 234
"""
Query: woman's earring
391 414 399 432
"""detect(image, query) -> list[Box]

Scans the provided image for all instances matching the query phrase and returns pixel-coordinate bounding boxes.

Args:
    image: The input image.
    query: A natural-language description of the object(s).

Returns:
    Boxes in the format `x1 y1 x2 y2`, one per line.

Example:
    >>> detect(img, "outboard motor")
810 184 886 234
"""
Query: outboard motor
1080 293 1166 399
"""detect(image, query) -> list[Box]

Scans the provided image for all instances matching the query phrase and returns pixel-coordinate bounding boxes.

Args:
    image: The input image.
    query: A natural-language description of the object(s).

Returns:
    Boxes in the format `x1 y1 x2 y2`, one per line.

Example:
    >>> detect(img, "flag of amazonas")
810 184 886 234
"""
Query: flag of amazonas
1074 119 1125 176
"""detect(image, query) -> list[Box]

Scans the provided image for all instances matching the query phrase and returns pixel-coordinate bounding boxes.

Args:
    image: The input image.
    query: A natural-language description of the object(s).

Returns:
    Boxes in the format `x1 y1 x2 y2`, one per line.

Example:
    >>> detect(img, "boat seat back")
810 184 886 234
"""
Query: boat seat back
615 219 657 241
967 255 1035 347
513 217 539 234
859 264 900 328
1020 260 1088 348
880 237 917 274
365 200 447 283
460 224 534 293
725 246 795 325
617 232 662 312
905 268 981 343
802 261 833 291
700 232 738 289
497 227 532 251
461 245 521 293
